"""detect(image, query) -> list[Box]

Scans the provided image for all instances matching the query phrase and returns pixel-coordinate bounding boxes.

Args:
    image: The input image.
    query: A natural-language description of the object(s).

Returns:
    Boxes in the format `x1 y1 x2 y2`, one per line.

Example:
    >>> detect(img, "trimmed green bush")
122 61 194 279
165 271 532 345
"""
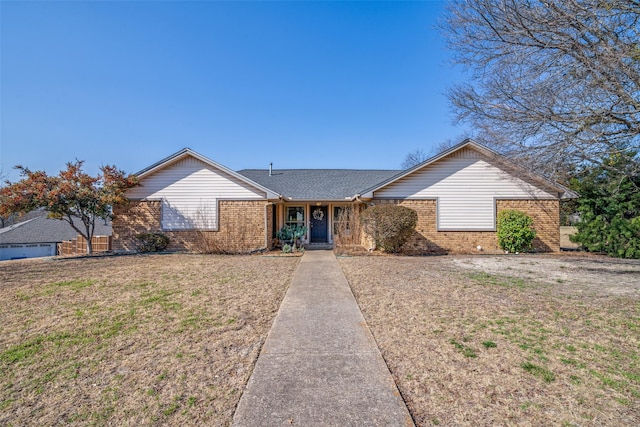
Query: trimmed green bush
497 209 536 253
135 232 170 253
360 205 418 253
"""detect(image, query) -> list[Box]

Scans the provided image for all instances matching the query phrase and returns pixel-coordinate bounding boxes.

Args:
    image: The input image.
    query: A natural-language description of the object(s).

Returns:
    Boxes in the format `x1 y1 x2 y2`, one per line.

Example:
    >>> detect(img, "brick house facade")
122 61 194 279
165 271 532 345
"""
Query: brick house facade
113 200 272 253
374 199 560 254
112 140 575 254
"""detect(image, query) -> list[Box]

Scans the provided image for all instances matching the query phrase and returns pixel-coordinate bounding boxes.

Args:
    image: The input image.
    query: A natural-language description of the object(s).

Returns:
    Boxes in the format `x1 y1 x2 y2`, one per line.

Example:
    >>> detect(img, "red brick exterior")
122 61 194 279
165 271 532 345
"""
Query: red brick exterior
370 199 560 254
112 200 271 253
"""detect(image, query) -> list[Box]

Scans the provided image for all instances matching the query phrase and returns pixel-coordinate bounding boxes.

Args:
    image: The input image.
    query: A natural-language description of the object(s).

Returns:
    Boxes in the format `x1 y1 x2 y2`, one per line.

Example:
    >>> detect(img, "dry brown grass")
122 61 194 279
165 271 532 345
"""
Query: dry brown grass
339 254 640 426
0 253 299 426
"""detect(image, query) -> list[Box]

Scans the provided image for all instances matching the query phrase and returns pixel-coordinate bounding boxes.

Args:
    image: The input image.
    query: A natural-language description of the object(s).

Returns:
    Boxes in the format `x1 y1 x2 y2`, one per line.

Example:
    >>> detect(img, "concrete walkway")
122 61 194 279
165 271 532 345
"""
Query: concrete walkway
232 250 414 426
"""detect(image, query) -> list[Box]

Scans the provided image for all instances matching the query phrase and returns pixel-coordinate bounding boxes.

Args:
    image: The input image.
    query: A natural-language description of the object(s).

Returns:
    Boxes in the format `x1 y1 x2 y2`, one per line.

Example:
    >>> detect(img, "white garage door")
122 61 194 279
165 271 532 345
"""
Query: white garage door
0 243 57 261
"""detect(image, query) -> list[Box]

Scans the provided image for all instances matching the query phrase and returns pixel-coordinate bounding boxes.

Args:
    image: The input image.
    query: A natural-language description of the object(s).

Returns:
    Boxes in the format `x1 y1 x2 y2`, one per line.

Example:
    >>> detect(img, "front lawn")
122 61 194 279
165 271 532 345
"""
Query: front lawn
0 254 298 426
340 254 640 426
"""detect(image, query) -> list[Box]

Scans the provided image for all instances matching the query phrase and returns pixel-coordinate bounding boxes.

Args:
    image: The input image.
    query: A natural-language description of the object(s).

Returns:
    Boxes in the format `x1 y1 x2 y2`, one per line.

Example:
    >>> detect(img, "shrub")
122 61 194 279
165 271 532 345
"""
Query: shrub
360 205 418 253
497 209 536 253
333 205 364 255
135 233 170 253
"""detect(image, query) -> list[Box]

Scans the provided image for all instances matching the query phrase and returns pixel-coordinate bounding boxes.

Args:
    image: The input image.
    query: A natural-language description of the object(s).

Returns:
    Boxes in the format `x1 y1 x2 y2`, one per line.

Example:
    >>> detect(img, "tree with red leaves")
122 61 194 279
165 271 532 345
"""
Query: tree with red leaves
0 161 138 254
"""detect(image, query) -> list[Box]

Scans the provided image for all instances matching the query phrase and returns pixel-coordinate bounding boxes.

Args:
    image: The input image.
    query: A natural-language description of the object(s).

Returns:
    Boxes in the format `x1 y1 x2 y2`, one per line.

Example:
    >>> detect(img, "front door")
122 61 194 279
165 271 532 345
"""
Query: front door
310 206 328 243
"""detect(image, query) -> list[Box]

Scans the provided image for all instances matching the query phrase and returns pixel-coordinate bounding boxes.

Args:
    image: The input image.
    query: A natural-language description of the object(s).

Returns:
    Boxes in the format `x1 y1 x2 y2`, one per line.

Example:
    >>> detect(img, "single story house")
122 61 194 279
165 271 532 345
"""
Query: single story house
0 209 112 261
112 139 576 254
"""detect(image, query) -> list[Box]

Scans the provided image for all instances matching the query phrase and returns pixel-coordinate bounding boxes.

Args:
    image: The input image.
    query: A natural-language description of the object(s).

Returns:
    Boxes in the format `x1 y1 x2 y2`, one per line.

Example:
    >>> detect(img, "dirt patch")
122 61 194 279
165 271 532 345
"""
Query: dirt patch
0 253 299 426
450 253 640 296
560 226 579 249
339 254 640 426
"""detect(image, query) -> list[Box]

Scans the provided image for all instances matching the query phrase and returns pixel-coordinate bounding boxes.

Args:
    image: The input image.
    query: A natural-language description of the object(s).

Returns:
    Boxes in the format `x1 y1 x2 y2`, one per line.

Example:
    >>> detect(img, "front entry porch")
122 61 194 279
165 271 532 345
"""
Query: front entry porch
273 202 359 248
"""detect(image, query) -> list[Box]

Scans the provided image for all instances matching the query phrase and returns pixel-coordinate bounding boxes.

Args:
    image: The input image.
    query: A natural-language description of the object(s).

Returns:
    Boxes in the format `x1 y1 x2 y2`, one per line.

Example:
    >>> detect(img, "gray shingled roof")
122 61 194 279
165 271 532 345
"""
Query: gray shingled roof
0 210 112 245
237 169 401 201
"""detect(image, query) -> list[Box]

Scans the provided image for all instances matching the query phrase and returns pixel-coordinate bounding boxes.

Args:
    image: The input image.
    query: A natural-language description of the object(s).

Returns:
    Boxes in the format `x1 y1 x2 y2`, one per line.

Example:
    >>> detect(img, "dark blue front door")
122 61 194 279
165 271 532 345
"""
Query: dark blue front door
310 206 328 243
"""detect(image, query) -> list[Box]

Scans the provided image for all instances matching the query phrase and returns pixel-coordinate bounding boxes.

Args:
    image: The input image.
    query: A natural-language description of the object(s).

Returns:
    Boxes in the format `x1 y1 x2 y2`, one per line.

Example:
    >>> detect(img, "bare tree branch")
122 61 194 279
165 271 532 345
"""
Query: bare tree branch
401 149 430 169
442 0 640 178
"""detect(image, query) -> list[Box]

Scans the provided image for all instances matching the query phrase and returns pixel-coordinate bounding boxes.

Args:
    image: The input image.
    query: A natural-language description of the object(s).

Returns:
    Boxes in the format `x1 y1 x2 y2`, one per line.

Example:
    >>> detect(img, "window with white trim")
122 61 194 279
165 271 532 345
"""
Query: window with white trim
285 206 305 229
161 198 217 230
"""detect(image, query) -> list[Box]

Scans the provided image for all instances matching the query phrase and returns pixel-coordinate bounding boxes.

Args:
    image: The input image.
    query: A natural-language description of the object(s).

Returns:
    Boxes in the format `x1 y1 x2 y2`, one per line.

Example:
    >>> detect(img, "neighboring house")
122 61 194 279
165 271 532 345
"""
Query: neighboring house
0 209 112 261
112 139 577 254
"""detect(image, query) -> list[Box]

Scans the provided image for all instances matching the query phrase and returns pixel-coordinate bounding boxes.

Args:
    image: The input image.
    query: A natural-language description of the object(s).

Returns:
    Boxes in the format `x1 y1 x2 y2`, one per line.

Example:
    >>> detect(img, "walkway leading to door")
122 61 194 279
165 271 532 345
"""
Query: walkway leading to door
232 250 414 426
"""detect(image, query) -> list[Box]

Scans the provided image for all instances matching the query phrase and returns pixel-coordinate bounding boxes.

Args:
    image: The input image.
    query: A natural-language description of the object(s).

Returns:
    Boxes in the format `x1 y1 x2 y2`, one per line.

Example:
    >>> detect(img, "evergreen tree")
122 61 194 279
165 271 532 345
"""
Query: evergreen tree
571 154 640 258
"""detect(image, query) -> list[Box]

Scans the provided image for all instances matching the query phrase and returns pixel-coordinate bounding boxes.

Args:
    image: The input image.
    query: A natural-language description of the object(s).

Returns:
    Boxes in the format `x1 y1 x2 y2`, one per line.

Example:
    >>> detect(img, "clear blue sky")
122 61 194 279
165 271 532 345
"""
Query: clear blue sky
1 1 468 182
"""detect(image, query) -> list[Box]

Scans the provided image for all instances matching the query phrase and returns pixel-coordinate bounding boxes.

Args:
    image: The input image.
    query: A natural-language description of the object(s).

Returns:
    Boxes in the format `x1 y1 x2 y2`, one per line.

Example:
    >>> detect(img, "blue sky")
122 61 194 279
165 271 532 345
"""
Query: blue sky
1 1 468 182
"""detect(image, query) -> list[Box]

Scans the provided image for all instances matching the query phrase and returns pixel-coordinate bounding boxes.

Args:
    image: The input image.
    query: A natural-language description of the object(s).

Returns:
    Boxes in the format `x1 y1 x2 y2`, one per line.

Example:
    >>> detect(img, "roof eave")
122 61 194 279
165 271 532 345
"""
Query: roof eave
361 139 574 199
135 148 281 200
359 139 481 196
278 197 358 203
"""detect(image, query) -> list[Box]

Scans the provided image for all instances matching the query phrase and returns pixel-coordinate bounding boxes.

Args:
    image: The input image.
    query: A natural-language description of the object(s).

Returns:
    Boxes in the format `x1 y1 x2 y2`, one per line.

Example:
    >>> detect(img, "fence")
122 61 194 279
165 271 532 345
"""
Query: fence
58 235 112 256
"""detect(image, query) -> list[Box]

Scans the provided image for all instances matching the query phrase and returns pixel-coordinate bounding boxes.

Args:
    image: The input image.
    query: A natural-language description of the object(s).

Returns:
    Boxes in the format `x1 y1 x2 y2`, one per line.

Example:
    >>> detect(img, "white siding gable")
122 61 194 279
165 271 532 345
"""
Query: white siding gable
128 156 266 230
374 148 555 230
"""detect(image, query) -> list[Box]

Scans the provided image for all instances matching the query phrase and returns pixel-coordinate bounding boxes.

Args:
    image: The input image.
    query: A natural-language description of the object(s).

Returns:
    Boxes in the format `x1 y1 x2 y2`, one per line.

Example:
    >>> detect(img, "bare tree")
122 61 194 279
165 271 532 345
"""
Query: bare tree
401 148 430 169
401 138 465 169
442 0 640 178
431 139 459 156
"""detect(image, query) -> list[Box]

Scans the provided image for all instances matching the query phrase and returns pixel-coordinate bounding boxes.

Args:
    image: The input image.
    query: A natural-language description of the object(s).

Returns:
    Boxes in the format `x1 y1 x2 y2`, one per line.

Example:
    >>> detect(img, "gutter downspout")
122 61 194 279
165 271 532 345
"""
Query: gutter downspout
265 203 269 250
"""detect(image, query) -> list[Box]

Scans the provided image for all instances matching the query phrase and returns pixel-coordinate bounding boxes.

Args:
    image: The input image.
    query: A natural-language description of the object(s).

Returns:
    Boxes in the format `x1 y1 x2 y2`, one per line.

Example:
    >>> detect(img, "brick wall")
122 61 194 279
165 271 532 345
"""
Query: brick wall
369 198 559 254
112 200 162 252
112 200 269 253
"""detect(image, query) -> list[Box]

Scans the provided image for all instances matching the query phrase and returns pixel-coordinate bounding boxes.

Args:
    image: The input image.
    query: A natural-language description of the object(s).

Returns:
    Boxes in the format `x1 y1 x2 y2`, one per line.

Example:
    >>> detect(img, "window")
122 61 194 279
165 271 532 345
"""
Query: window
285 206 305 228
161 199 217 231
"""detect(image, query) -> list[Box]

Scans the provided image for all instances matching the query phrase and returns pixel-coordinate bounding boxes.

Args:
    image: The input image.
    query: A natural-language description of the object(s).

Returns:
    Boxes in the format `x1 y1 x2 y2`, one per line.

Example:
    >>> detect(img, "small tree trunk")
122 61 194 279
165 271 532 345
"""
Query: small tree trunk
85 224 93 254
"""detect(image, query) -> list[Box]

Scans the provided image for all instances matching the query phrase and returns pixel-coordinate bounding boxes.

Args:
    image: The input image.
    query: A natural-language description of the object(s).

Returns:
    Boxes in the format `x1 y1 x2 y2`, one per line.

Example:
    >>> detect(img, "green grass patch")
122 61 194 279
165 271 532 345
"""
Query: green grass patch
589 370 632 394
48 279 96 292
15 292 31 301
482 341 497 348
450 339 478 358
522 362 555 382
468 272 527 289
560 358 579 366
163 396 182 416
179 310 212 330
139 289 182 311
0 316 135 367
0 336 46 364
0 398 15 411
